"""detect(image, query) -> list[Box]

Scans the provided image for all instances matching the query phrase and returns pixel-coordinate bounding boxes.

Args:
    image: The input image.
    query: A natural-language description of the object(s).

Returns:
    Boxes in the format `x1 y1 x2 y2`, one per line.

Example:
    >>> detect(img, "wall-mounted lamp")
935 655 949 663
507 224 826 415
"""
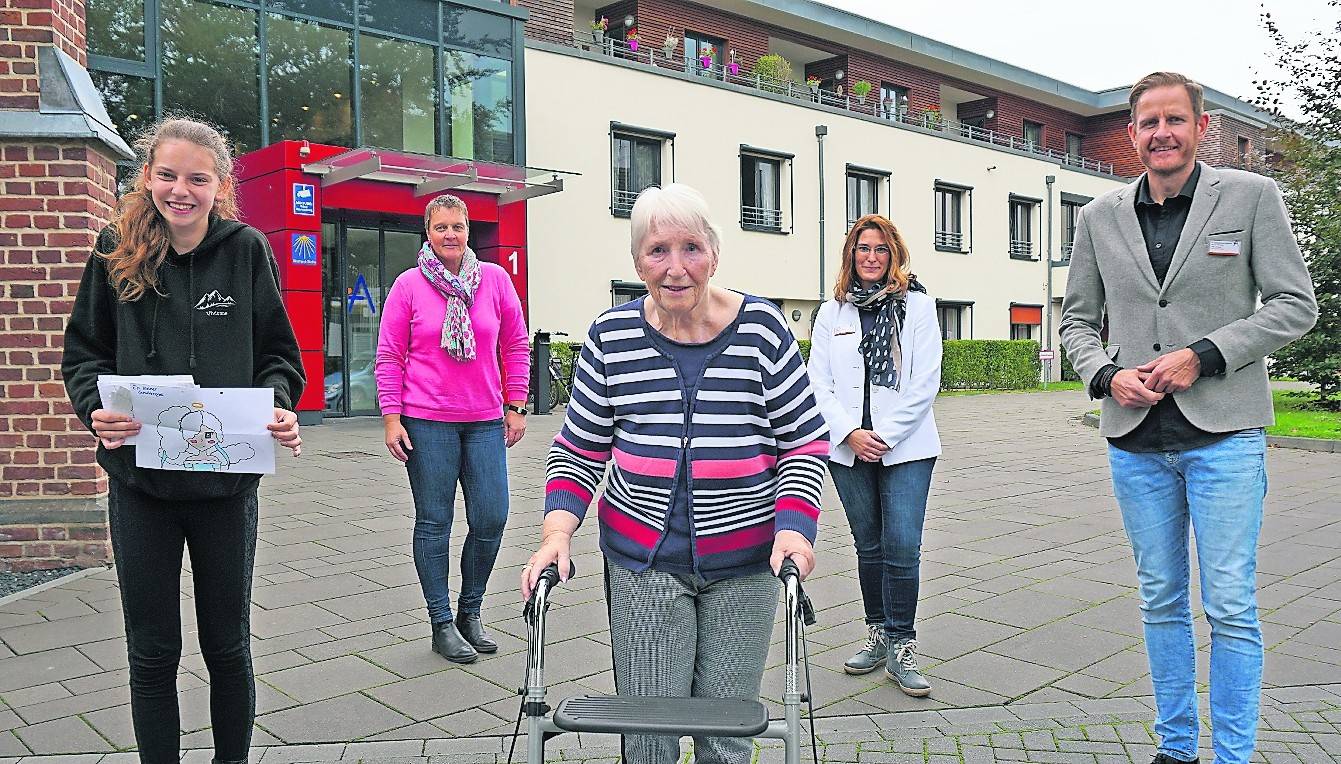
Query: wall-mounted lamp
985 109 995 120
791 309 802 322
835 69 845 81
298 139 311 157
623 14 634 28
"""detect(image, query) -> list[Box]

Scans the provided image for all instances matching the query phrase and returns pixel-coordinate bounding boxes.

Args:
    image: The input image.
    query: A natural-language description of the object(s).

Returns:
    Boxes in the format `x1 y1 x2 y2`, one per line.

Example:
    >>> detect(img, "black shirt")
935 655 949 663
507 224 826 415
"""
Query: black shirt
1094 165 1232 453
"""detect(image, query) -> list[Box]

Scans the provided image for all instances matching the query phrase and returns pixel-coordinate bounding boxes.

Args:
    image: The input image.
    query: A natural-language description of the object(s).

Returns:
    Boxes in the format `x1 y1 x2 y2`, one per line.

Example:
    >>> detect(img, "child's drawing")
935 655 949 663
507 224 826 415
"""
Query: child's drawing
156 406 257 471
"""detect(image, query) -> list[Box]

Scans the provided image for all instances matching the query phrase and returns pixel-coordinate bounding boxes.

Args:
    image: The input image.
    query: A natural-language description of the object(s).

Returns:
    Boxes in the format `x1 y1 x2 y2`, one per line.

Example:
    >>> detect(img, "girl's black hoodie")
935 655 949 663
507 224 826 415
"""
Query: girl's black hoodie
62 217 306 501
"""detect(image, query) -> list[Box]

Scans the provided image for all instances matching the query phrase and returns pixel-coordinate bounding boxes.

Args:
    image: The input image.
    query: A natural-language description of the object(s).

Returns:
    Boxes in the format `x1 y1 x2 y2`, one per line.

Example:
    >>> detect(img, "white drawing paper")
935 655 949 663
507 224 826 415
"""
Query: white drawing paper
96 375 198 445
132 387 276 474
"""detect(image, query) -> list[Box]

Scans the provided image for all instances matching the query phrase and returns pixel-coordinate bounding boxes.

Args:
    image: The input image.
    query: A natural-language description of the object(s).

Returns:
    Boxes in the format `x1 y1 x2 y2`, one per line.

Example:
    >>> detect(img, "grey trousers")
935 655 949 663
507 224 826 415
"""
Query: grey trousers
605 561 779 764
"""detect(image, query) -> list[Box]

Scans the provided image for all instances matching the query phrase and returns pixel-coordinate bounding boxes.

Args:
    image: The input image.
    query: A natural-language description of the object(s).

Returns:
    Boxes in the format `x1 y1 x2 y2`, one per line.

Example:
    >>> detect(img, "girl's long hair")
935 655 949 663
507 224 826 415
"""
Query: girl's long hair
833 214 912 301
105 117 239 302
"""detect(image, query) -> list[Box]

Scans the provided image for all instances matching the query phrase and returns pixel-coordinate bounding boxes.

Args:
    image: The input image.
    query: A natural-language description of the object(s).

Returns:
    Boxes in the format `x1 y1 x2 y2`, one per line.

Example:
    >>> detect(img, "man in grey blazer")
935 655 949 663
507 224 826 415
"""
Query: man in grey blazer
1061 72 1317 764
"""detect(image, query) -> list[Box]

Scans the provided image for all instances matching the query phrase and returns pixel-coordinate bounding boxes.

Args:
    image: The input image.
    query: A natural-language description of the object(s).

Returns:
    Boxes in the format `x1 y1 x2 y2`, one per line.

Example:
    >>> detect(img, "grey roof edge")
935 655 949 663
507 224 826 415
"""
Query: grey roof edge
0 46 135 160
745 0 1274 125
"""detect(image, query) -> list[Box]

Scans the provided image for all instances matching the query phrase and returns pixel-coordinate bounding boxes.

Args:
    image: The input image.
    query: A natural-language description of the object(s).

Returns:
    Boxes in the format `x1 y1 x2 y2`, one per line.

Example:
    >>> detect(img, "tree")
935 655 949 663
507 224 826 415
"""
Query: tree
1254 1 1341 409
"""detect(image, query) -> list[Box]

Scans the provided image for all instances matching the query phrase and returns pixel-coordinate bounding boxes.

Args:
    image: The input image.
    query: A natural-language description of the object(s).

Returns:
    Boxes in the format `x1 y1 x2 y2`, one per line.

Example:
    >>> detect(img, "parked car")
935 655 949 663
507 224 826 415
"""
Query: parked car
324 360 377 413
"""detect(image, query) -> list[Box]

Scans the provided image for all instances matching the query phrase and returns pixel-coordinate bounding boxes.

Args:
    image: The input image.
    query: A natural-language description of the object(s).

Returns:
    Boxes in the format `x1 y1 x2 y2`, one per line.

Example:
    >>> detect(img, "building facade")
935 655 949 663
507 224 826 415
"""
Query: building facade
1 0 1274 568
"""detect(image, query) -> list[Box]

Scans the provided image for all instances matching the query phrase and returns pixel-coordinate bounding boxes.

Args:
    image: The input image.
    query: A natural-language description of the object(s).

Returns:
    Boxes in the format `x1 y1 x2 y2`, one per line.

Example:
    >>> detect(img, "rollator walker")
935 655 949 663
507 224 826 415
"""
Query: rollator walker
513 560 819 764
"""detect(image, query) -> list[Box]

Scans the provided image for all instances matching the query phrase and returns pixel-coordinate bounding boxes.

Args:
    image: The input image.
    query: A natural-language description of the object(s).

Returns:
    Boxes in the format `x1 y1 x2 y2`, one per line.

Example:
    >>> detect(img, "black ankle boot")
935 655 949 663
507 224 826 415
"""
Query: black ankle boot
457 612 498 653
432 620 478 663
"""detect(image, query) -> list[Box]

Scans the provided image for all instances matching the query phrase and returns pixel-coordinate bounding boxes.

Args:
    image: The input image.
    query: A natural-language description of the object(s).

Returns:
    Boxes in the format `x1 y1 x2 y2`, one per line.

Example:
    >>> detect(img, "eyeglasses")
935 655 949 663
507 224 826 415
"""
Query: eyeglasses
854 244 892 257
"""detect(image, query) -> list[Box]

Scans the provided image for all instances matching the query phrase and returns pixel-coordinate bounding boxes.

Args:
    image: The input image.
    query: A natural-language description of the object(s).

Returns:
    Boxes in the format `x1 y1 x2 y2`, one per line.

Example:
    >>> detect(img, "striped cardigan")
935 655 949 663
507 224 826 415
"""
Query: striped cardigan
545 295 830 579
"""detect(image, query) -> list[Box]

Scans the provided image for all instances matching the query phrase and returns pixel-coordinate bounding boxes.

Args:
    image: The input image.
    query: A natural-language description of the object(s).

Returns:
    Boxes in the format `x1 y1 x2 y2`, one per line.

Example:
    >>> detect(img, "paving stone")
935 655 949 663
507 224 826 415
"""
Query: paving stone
258 743 347 762
255 694 415 744
11 716 112 755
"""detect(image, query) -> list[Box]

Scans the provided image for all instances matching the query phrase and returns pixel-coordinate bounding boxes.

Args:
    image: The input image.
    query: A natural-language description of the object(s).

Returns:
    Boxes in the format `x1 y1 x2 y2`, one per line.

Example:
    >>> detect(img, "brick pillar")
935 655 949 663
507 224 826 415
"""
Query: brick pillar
1 0 125 571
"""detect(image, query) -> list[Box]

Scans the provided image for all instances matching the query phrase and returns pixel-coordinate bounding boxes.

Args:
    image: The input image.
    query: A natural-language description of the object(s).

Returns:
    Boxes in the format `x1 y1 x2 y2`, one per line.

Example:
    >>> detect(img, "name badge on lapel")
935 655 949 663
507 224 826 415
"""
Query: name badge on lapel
1208 239 1241 257
834 325 857 336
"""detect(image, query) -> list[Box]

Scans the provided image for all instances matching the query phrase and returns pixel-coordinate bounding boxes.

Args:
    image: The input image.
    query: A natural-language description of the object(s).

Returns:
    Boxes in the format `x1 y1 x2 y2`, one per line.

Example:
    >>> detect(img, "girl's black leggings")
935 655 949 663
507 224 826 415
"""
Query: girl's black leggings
108 479 258 764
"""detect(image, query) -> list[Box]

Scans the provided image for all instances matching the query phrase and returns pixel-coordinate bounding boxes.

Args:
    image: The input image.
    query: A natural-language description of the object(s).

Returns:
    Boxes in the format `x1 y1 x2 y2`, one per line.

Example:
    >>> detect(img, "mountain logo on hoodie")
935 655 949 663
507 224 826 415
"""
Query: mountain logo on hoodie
194 290 236 316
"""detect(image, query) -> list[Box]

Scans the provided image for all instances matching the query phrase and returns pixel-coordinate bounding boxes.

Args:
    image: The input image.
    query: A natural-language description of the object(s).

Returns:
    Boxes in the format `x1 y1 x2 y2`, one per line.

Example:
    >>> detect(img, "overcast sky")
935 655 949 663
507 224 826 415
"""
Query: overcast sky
815 0 1332 118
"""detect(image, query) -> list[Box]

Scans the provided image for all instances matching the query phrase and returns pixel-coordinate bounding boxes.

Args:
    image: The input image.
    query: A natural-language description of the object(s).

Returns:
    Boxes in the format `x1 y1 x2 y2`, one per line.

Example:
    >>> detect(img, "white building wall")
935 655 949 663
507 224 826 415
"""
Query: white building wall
524 45 1125 359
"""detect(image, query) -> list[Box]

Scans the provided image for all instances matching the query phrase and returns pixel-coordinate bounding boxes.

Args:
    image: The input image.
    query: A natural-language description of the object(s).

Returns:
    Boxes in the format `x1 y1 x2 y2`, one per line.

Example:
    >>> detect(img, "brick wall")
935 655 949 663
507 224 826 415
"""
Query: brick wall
1082 111 1141 177
1198 113 1268 171
514 0 576 46
1 0 117 571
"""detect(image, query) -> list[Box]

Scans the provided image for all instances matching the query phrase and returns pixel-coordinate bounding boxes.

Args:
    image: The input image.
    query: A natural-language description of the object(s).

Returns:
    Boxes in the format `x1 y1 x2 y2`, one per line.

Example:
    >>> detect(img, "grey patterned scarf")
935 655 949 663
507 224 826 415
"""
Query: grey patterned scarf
847 278 926 390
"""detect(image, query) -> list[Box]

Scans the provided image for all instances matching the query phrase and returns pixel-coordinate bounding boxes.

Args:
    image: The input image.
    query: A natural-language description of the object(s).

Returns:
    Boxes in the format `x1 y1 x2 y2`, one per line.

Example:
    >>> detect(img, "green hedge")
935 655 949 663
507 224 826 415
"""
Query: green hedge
941 339 1041 390
543 338 1040 392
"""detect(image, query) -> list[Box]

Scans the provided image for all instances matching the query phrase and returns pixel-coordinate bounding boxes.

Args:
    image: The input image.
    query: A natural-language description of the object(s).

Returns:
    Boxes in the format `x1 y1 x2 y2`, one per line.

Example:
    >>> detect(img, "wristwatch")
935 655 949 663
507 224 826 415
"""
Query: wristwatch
504 404 528 416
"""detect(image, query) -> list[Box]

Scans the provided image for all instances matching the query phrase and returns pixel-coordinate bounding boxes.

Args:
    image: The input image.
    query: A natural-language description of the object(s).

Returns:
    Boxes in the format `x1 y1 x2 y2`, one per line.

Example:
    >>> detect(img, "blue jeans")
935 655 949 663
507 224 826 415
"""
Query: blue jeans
827 457 936 642
1108 429 1268 764
402 416 509 625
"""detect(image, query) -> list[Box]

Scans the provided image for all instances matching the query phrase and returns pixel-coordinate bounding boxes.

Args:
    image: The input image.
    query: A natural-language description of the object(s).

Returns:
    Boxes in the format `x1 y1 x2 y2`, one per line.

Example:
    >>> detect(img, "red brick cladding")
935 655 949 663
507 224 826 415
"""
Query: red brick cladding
1198 114 1268 171
514 0 576 46
1 523 109 571
1 0 116 569
1082 111 1141 177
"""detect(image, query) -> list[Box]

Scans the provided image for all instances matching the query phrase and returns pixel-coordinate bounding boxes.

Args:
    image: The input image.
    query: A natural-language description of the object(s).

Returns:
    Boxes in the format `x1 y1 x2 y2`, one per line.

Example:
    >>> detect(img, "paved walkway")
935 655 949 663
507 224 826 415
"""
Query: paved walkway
1 389 1339 762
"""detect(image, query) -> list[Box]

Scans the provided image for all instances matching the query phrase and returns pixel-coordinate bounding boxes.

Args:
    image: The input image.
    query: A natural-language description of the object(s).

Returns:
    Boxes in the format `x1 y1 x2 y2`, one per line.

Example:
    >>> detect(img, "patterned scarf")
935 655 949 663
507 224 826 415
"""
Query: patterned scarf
847 277 926 390
418 242 480 361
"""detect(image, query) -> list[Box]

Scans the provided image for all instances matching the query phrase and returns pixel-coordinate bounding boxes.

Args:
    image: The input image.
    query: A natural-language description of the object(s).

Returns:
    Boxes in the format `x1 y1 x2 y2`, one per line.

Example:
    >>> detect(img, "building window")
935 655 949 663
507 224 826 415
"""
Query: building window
845 165 888 229
162 0 262 152
1009 304 1042 341
612 280 649 306
741 147 792 233
685 31 724 78
611 128 666 217
267 14 355 148
1023 120 1043 149
936 301 972 340
360 33 437 154
1060 192 1092 262
86 0 522 163
1238 136 1251 165
444 51 513 162
934 181 971 252
1008 194 1041 260
880 83 909 120
1066 132 1083 160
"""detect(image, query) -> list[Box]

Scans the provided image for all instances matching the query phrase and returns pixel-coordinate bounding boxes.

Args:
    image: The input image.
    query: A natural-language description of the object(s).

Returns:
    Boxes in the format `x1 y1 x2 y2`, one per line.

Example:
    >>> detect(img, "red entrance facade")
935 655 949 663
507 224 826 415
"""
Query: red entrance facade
234 141 537 420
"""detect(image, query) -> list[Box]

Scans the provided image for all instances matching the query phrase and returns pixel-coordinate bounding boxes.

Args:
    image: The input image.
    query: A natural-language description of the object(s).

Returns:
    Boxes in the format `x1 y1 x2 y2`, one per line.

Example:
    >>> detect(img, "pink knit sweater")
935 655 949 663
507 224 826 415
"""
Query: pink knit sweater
376 262 529 422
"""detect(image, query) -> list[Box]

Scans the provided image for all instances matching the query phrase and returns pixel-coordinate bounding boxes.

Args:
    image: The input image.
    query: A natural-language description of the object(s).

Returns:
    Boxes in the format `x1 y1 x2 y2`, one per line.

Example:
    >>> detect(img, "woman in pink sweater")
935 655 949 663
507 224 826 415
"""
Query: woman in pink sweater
376 193 530 664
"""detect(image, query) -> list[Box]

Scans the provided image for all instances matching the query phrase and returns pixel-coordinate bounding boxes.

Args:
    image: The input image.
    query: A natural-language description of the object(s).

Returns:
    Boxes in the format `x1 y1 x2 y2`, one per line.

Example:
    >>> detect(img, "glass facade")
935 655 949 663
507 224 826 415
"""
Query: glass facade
86 0 522 164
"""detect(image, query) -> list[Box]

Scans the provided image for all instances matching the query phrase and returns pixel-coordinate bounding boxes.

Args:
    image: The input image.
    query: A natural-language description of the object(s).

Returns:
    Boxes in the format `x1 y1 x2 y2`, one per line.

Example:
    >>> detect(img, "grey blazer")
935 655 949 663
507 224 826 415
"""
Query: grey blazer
1060 162 1317 437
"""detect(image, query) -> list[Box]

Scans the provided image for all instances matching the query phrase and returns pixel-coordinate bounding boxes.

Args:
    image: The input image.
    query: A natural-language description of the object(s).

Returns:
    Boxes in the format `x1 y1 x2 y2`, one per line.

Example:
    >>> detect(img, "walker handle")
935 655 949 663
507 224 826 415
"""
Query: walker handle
535 560 577 595
777 557 800 584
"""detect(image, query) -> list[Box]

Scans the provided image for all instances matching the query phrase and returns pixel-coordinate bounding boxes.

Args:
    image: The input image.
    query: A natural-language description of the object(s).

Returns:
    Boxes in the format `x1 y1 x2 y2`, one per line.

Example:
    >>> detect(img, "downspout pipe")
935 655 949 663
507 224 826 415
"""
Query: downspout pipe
816 125 828 303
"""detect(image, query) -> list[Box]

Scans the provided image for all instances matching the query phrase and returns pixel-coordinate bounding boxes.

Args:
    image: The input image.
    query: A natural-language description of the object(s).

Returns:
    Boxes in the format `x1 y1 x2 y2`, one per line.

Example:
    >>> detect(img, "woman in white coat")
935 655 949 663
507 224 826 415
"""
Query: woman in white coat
809 214 942 697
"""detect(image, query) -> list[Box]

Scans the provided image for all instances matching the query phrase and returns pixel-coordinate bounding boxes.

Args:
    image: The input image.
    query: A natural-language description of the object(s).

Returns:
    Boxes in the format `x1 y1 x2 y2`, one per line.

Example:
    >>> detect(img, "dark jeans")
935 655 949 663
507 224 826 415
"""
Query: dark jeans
108 479 258 764
402 416 509 624
827 457 936 642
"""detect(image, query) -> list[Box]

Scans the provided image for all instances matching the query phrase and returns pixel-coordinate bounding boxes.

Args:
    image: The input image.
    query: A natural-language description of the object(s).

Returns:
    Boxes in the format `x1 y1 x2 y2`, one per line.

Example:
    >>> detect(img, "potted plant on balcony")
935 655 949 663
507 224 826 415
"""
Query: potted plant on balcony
752 53 792 93
727 49 740 76
700 44 716 70
851 80 872 103
806 75 821 94
921 108 942 128
663 34 678 58
626 27 639 52
591 16 608 44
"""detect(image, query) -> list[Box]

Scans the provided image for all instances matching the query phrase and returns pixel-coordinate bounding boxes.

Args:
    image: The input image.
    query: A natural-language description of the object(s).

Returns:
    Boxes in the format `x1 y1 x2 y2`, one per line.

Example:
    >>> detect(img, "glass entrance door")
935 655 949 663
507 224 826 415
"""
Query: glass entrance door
322 219 424 417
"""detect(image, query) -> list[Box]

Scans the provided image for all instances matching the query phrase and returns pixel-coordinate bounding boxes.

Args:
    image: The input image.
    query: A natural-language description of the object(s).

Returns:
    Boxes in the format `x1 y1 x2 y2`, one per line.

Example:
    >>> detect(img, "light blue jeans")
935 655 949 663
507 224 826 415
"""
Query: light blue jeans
1108 429 1267 764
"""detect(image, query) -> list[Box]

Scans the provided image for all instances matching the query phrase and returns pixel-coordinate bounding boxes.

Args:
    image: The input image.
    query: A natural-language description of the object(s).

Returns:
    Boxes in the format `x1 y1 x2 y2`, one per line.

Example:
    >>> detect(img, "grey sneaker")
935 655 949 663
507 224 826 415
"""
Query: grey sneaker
843 624 887 674
885 638 931 696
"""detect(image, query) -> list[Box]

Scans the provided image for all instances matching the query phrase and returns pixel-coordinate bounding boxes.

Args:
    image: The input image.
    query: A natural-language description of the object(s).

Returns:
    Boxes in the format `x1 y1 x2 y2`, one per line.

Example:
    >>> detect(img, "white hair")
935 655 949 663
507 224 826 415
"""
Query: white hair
628 183 722 259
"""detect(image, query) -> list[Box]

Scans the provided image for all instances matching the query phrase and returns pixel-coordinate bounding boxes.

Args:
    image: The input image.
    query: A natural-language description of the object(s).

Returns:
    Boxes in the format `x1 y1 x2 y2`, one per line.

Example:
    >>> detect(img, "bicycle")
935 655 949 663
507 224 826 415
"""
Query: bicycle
529 331 575 412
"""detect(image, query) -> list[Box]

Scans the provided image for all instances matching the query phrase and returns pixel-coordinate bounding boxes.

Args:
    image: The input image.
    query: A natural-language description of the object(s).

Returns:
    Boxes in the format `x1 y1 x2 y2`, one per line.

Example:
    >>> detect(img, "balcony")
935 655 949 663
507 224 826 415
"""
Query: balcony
742 204 783 230
935 230 964 250
564 33 1116 176
611 187 640 216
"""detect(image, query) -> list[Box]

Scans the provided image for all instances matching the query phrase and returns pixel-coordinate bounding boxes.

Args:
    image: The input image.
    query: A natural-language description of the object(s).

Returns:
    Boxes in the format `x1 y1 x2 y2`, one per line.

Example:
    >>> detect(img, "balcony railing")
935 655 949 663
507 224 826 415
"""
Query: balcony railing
1061 241 1075 257
567 32 1117 176
611 187 640 215
935 230 964 249
742 204 782 229
1009 239 1033 258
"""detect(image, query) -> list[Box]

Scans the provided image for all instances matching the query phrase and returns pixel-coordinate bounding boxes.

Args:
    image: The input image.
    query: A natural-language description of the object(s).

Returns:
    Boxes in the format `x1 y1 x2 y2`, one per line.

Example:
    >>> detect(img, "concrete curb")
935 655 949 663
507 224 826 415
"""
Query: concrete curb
1081 412 1340 452
0 564 105 608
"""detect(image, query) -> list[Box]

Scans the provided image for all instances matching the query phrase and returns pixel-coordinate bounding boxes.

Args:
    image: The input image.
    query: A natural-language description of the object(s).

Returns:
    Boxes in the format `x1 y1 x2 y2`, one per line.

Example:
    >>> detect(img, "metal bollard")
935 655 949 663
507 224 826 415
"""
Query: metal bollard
532 331 551 415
